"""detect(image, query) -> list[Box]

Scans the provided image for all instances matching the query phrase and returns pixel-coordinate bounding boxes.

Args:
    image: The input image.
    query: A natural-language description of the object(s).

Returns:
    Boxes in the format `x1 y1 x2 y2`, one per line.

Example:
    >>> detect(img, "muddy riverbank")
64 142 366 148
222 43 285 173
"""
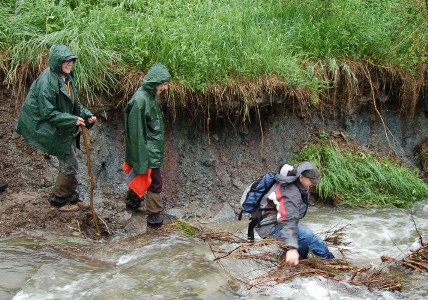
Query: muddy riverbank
1 85 427 239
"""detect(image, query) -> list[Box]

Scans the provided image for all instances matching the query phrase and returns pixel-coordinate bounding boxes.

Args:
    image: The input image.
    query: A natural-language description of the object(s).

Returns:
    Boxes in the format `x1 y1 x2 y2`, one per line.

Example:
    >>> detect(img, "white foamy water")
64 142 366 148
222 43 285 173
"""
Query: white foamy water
7 234 234 300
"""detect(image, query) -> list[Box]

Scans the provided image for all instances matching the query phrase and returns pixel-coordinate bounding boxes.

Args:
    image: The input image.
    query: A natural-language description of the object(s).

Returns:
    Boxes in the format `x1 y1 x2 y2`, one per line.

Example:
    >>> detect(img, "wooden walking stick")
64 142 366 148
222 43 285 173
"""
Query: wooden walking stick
80 125 100 235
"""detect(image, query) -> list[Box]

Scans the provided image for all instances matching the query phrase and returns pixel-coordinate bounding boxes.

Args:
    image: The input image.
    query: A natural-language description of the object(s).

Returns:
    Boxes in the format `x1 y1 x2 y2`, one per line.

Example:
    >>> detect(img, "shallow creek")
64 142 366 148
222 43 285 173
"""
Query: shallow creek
1 200 427 300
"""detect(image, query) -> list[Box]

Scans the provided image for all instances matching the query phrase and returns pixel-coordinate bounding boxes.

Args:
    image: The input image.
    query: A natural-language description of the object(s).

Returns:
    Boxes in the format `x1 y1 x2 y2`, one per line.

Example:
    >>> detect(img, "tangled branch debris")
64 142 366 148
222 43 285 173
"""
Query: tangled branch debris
212 240 402 292
162 219 411 292
381 244 428 273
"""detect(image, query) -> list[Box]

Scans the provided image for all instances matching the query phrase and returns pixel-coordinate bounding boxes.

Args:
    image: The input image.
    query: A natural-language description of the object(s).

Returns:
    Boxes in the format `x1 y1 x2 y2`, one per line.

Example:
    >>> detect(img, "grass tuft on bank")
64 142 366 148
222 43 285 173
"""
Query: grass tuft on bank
294 142 428 208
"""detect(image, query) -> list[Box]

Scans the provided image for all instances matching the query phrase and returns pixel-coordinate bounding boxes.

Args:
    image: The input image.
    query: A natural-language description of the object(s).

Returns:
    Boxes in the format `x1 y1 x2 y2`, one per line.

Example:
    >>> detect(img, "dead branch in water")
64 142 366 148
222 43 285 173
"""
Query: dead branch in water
161 219 413 292
381 244 428 272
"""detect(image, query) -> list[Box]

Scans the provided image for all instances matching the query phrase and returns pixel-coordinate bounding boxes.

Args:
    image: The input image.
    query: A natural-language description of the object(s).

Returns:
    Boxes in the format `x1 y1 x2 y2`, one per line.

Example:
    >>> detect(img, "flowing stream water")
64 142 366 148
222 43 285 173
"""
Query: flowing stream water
1 200 427 300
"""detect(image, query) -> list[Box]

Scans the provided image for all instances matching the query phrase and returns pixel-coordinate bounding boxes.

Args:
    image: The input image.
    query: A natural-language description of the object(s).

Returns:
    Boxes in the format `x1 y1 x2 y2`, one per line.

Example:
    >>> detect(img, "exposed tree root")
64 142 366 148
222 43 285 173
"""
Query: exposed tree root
6 58 425 130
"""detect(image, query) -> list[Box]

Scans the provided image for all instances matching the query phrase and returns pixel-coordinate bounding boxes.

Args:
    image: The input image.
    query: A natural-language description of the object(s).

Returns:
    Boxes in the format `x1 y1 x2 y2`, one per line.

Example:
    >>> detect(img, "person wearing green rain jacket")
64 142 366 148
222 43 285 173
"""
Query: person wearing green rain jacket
124 63 171 228
16 44 97 212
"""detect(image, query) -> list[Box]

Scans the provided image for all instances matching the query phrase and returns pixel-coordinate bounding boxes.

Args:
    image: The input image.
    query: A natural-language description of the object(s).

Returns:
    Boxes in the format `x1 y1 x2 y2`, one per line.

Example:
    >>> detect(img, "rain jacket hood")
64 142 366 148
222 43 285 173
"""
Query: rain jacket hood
49 44 77 75
141 63 171 94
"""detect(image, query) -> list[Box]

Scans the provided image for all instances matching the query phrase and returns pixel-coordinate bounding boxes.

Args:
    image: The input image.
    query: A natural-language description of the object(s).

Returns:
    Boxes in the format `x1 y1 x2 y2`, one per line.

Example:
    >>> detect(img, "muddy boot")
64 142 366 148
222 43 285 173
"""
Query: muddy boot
48 194 69 207
146 191 164 228
58 203 80 212
49 173 79 211
124 189 143 210
0 182 8 192
69 192 90 210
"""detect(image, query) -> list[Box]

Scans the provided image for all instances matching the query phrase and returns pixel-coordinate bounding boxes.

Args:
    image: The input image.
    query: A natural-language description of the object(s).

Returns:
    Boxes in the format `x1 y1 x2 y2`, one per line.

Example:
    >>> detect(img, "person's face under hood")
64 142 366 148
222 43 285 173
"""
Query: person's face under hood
142 63 171 95
61 59 75 77
48 44 77 77
156 82 170 97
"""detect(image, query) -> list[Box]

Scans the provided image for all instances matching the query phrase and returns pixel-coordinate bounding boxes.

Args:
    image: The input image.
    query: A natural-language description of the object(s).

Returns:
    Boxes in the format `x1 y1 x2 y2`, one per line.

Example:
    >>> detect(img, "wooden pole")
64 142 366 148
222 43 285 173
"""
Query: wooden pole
80 125 100 235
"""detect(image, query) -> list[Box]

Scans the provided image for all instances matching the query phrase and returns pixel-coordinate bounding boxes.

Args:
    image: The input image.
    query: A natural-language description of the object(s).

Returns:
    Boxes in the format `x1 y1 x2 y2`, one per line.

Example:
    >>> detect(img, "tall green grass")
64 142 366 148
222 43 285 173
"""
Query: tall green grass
294 142 428 208
0 0 427 103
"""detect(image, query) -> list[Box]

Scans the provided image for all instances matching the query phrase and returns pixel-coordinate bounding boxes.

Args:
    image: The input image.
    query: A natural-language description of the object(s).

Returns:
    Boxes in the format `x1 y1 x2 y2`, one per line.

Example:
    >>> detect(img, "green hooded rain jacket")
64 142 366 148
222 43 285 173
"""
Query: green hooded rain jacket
15 44 93 158
124 63 171 174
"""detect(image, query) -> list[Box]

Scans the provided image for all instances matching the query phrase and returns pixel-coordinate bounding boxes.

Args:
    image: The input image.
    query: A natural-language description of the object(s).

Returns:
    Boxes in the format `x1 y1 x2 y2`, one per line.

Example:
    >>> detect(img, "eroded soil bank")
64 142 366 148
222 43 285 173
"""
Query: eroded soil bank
1 86 427 239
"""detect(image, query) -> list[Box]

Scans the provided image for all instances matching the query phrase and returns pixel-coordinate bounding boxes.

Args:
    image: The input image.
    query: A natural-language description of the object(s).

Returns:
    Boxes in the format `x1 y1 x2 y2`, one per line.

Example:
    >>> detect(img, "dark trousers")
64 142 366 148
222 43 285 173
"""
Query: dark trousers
148 168 162 193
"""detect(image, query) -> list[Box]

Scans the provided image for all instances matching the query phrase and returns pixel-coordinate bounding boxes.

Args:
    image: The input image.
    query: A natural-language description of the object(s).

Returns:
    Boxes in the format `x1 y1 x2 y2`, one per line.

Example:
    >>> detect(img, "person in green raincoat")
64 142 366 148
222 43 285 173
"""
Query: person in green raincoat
124 63 171 228
16 44 97 212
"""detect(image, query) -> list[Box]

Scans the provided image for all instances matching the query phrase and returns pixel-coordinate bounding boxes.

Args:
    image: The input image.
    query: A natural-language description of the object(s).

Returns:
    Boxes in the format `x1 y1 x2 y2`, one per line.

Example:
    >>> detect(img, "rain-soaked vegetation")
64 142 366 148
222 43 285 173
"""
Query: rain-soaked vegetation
1 0 427 116
295 142 428 208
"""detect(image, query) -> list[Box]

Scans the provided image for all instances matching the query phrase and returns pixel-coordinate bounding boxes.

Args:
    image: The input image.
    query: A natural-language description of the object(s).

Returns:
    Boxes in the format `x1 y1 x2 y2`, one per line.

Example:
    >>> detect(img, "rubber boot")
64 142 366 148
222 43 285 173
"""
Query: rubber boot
49 173 78 206
146 191 164 228
69 192 90 209
124 189 143 210
0 182 7 192
55 175 90 210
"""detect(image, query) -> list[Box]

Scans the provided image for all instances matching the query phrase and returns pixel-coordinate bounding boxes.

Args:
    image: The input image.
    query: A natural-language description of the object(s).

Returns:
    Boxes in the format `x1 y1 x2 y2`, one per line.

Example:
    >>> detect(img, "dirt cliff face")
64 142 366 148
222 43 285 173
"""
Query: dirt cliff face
1 87 427 239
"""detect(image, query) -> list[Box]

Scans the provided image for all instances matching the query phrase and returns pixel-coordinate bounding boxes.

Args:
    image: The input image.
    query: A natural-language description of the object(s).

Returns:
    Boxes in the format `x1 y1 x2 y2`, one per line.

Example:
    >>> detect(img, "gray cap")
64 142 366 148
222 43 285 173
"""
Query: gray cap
297 161 321 184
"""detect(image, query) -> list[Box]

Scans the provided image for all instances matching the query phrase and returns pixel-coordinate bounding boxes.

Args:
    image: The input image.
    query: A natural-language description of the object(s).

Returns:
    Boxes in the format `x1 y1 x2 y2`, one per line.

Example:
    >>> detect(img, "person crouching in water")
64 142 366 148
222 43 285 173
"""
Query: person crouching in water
255 161 335 266
16 44 96 212
123 63 171 228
